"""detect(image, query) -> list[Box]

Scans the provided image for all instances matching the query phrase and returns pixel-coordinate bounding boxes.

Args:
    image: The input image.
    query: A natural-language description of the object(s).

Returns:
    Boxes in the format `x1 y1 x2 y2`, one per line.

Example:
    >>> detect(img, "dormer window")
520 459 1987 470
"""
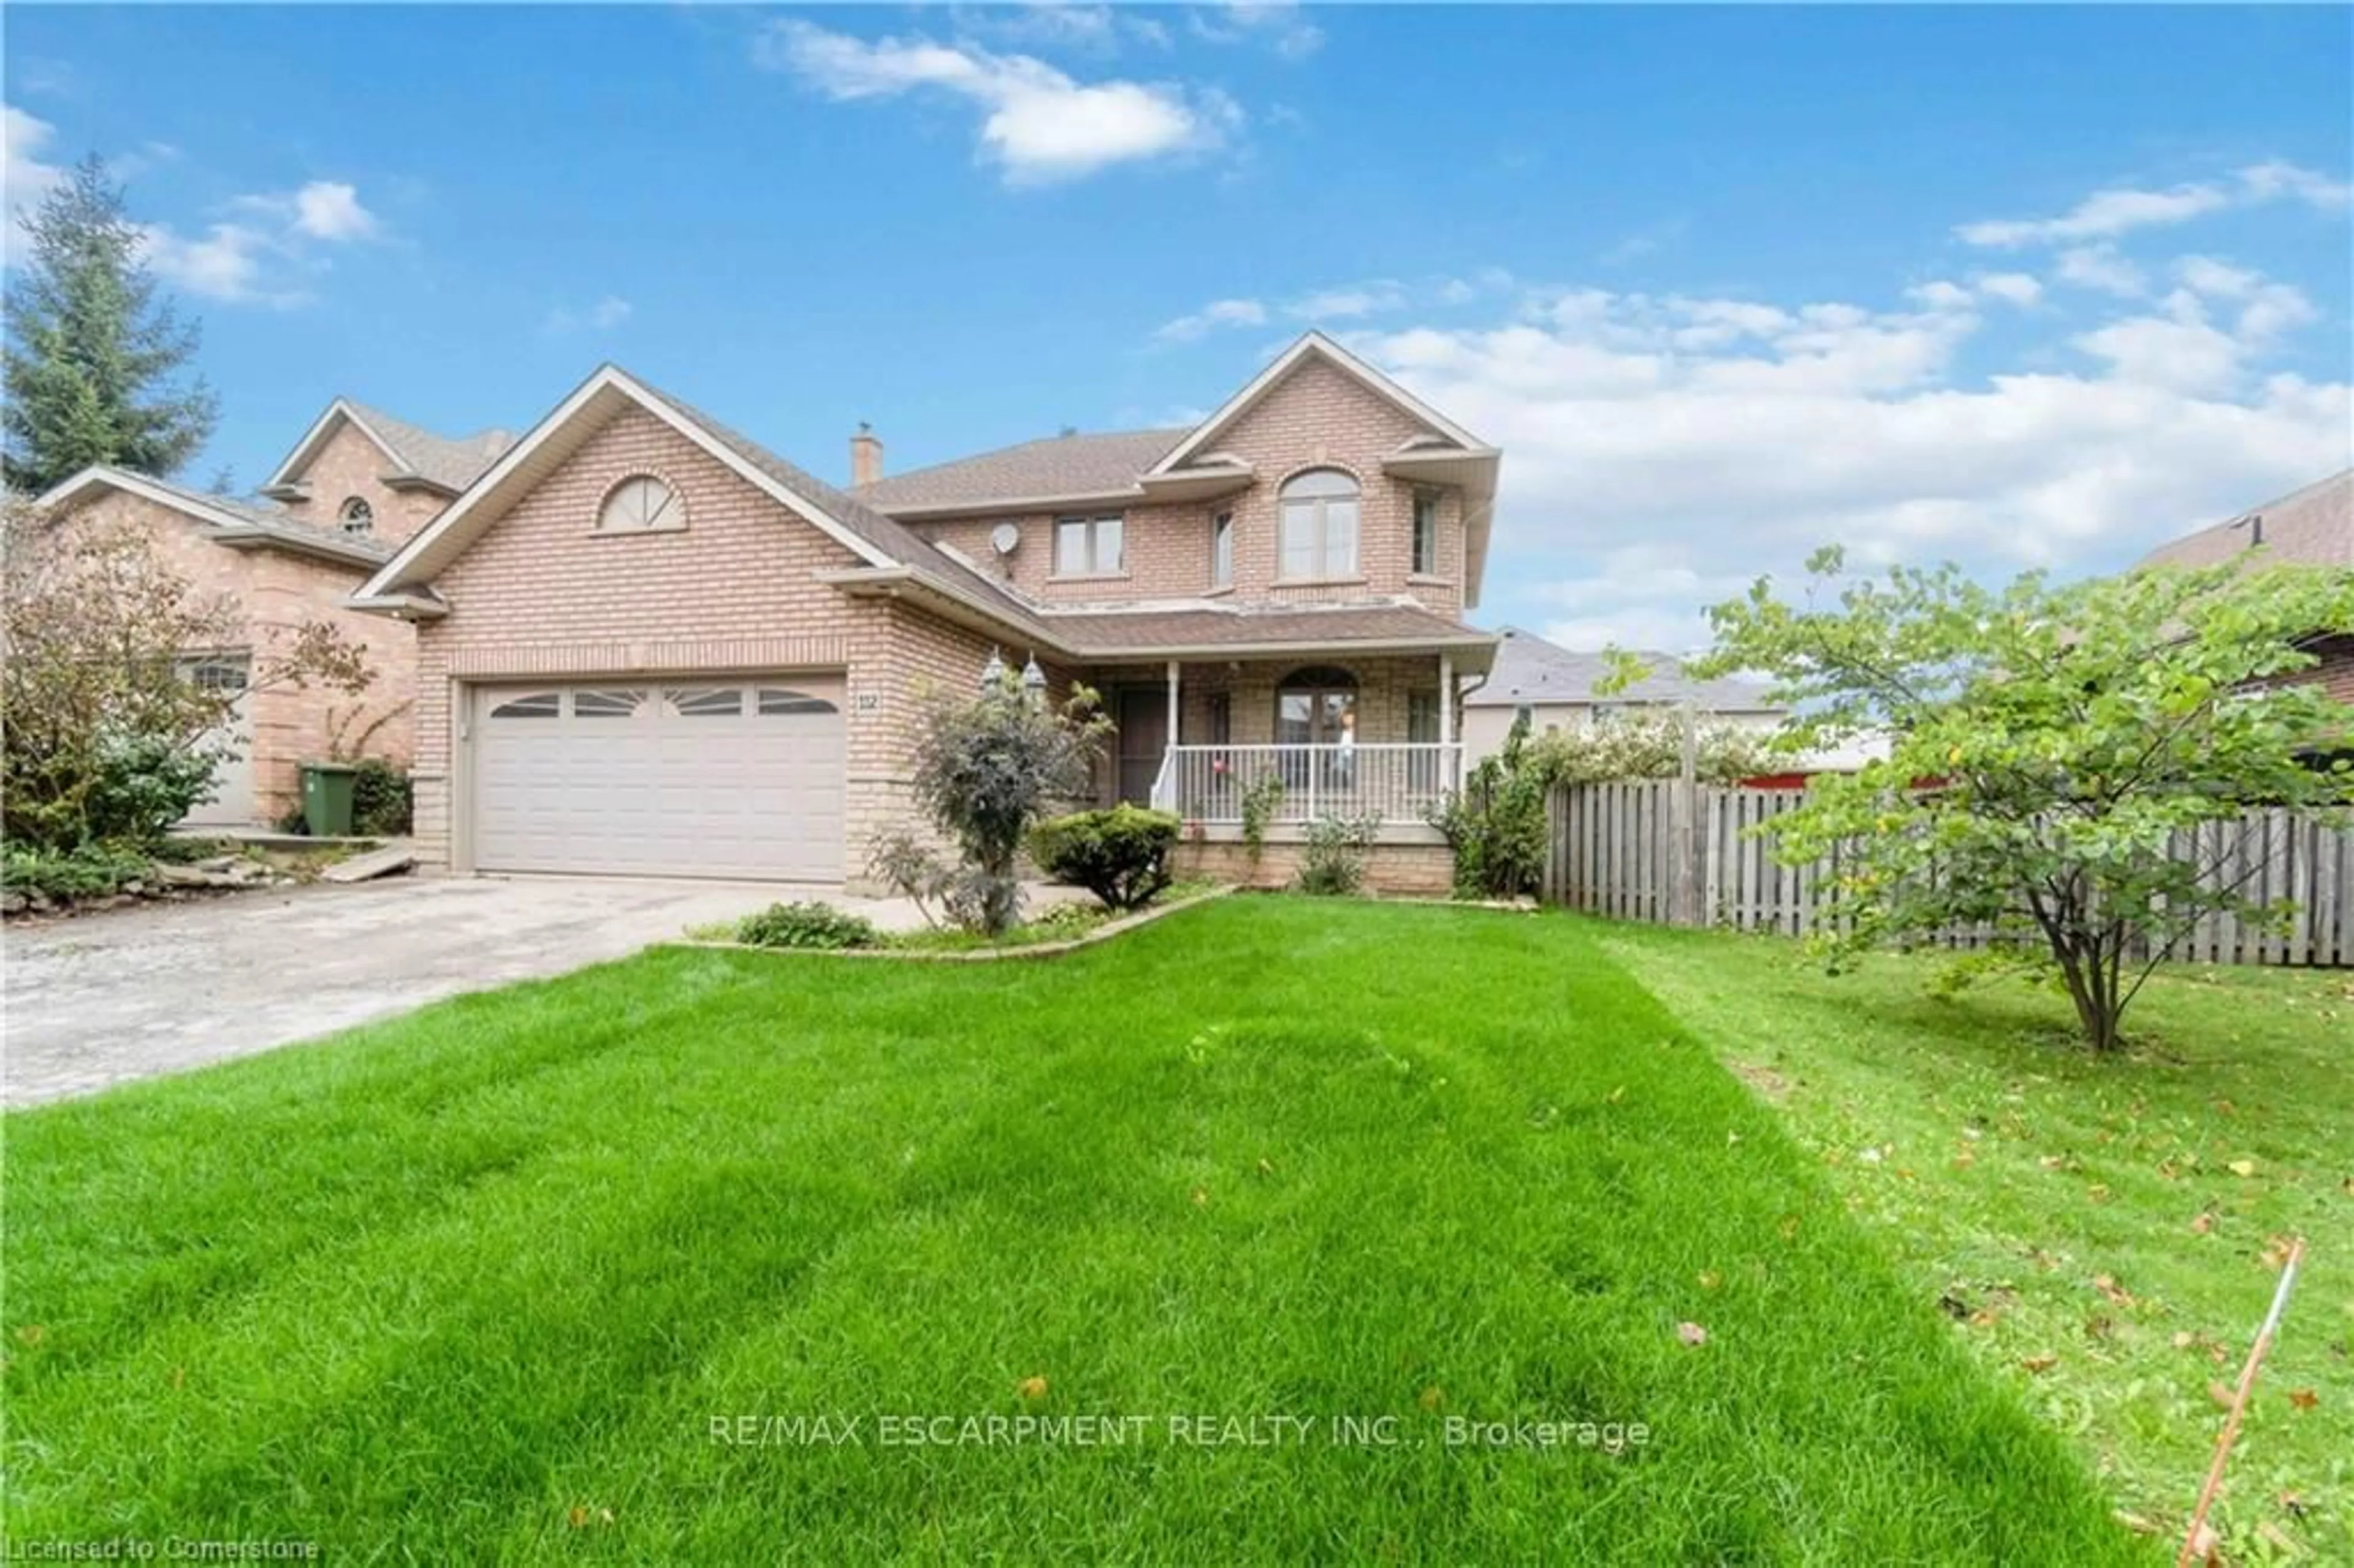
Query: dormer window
598 474 684 533
339 497 374 536
1278 469 1359 580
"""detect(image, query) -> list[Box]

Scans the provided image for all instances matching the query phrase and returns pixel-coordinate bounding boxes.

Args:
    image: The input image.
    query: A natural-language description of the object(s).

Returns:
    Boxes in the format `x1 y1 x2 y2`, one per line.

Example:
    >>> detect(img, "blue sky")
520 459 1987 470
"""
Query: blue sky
7 4 2350 649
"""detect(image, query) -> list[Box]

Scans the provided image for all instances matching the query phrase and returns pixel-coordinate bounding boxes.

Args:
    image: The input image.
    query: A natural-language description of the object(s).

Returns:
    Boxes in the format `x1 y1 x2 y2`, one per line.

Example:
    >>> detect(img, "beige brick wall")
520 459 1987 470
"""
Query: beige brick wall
1175 839 1455 897
405 404 998 881
49 491 418 821
275 421 448 546
904 358 1468 615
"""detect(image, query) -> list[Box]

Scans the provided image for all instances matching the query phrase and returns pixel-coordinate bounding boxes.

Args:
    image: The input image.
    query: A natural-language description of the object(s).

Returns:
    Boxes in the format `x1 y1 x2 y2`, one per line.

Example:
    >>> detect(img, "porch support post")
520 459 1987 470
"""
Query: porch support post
1438 652 1456 787
1165 660 1180 748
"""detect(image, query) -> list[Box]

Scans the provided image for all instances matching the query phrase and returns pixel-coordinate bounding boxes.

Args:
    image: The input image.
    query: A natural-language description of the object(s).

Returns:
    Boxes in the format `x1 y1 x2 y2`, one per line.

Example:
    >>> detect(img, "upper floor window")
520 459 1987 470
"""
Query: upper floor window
1411 490 1441 576
339 497 374 537
598 474 683 533
1278 469 1358 580
1054 514 1124 577
1211 511 1234 588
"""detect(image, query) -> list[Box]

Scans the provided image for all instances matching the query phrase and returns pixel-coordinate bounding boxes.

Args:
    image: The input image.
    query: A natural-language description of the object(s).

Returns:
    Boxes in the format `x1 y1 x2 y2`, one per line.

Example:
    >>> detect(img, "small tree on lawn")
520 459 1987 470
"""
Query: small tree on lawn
901 665 1111 937
1 499 373 849
1690 546 2354 1053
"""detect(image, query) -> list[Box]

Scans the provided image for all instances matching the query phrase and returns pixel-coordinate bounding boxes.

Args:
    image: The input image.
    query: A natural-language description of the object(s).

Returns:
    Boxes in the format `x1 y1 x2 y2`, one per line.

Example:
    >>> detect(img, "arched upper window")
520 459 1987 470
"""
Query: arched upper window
1278 468 1359 580
598 474 684 533
338 496 374 536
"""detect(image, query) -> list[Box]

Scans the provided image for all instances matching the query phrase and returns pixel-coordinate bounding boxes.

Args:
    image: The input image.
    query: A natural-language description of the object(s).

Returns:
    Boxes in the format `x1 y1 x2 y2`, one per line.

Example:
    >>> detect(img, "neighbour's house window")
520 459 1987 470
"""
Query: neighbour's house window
1053 515 1124 577
1211 511 1234 588
339 497 375 536
1278 470 1359 580
1411 490 1440 576
1275 666 1357 746
185 658 250 694
598 474 683 533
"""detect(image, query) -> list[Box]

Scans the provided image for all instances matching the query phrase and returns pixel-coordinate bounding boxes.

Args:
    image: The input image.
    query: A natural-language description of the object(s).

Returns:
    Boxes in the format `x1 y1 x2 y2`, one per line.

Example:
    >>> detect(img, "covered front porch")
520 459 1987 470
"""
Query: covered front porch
1083 652 1471 829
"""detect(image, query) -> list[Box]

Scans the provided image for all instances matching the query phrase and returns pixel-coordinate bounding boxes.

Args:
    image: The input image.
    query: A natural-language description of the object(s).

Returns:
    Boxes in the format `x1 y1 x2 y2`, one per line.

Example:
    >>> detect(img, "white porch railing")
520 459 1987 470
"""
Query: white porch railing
1150 744 1464 825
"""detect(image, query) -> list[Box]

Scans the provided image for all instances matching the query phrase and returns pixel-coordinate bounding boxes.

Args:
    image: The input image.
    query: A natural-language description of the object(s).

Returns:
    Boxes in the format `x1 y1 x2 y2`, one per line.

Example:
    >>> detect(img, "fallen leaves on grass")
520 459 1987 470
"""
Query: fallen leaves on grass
1676 1322 1709 1347
2260 1235 2296 1270
2091 1274 2137 1307
2022 1354 2059 1374
2190 1211 2216 1236
1018 1376 1049 1401
2286 1387 2318 1411
2227 1159 2257 1178
1697 1269 1722 1291
566 1506 615 1529
2207 1381 2236 1410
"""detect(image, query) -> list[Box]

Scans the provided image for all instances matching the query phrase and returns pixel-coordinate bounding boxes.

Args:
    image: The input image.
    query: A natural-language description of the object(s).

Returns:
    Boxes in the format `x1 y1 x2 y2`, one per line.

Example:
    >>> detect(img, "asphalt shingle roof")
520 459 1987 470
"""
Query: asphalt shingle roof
150 474 392 563
1465 625 1783 712
2132 468 2353 573
346 400 515 492
622 375 1060 645
857 428 1189 512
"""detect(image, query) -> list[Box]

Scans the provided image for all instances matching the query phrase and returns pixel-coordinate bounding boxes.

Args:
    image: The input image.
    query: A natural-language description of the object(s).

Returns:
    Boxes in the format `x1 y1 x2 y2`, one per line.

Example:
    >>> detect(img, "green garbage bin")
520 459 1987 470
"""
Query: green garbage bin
300 761 359 837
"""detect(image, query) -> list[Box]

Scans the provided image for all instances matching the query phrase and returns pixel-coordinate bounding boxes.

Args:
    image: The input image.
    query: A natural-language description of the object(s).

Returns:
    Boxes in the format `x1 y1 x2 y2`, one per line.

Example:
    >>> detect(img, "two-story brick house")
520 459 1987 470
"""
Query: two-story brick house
349 332 1502 892
34 400 510 824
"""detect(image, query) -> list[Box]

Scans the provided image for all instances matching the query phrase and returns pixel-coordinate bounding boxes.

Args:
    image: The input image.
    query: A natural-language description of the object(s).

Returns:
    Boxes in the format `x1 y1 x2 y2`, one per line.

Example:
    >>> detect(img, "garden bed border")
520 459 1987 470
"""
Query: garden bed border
673 884 1236 962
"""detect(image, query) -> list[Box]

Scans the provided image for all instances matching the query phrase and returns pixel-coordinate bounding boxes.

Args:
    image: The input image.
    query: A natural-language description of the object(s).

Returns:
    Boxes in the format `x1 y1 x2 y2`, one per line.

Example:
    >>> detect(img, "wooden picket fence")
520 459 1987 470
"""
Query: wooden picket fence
1542 781 2354 967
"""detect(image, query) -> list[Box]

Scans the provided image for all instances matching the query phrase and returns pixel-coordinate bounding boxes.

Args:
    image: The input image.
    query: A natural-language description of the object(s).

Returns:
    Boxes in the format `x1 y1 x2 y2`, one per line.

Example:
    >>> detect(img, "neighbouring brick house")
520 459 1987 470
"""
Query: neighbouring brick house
2133 466 2354 705
349 332 1503 892
34 401 511 824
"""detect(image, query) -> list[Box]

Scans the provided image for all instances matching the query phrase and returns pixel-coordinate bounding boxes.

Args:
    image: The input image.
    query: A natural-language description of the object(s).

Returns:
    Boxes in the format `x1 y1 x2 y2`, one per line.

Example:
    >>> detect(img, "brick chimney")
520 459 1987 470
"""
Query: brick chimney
850 422 883 487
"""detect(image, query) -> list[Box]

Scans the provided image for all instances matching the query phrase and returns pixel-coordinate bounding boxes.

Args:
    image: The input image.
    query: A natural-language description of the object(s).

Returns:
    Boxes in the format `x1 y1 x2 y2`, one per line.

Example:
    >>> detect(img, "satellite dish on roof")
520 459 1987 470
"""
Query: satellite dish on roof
990 522 1021 555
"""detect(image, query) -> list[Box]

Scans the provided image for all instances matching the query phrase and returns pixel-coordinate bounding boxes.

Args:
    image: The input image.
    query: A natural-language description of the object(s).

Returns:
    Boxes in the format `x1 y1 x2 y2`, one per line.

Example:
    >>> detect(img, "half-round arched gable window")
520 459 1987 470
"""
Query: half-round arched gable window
339 496 374 536
1277 468 1360 580
1276 664 1357 747
598 474 684 533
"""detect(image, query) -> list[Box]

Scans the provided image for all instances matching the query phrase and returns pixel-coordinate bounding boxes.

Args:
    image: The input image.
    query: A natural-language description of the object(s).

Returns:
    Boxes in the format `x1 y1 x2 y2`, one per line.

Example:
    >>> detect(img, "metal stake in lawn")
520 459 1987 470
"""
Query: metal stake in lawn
2176 1235 2306 1568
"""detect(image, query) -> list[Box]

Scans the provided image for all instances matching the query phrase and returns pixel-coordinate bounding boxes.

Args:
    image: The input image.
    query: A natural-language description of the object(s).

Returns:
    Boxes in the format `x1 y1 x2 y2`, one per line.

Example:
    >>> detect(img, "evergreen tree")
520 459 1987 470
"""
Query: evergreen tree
4 155 219 494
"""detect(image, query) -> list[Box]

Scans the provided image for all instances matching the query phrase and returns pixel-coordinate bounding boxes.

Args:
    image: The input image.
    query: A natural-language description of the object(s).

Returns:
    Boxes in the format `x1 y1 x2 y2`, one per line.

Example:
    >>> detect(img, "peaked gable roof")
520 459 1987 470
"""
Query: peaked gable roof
351 364 1057 644
1149 330 1490 478
265 397 514 496
35 465 392 568
1466 626 1785 713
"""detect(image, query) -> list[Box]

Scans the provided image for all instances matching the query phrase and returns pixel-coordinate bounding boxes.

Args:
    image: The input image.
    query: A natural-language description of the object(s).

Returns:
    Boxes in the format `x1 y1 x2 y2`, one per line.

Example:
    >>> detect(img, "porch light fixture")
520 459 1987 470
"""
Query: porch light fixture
1020 653 1046 704
980 647 1007 690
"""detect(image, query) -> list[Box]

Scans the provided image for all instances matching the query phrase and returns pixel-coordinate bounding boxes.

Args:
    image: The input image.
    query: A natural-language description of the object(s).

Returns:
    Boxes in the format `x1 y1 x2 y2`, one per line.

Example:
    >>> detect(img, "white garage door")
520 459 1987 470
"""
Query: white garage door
473 676 847 880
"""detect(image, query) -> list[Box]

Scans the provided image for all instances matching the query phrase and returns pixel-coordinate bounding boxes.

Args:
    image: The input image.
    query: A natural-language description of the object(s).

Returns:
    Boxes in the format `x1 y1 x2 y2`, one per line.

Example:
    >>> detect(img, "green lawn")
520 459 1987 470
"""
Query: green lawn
1595 921 2352 1562
7 900 2146 1563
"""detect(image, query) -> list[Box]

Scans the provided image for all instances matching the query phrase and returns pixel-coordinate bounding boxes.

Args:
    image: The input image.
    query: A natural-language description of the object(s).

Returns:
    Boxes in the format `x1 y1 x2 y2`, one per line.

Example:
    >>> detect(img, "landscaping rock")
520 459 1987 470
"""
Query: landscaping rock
153 864 215 888
321 842 417 884
2 891 26 916
196 854 241 873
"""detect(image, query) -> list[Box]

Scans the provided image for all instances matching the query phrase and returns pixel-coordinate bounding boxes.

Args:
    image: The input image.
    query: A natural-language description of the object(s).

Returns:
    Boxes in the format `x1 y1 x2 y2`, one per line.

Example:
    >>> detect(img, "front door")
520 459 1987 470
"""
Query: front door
1116 687 1169 805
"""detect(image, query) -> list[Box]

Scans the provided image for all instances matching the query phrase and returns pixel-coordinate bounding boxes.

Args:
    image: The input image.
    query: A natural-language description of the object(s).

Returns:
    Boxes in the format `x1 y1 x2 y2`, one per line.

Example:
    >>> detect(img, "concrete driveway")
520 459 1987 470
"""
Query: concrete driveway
2 875 931 1108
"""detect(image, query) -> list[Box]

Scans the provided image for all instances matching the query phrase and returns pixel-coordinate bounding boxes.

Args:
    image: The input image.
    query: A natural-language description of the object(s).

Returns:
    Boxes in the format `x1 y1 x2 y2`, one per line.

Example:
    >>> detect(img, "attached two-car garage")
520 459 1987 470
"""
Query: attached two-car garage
470 676 846 881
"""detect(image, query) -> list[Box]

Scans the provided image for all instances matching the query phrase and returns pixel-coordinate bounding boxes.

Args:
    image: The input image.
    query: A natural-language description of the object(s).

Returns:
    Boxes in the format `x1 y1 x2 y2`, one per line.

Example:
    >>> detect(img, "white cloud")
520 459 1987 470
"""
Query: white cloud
2054 245 2147 298
1187 3 1324 60
290 180 378 241
137 221 289 305
755 21 1238 185
1974 272 2042 306
1330 222 2347 650
1286 281 1407 320
954 5 1172 53
544 294 634 335
1154 297 1267 342
1958 162 2350 248
4 104 67 217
